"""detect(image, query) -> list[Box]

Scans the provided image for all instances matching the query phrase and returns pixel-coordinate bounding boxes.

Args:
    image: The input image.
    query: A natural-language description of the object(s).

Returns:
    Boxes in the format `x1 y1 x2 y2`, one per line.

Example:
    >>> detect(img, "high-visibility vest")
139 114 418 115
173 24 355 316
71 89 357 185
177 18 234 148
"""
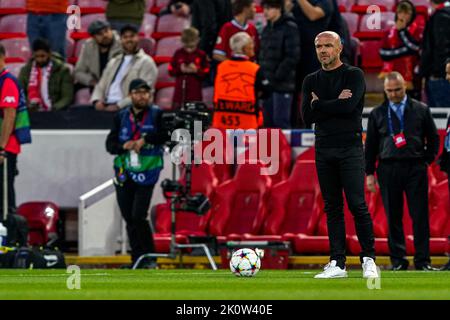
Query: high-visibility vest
213 59 260 129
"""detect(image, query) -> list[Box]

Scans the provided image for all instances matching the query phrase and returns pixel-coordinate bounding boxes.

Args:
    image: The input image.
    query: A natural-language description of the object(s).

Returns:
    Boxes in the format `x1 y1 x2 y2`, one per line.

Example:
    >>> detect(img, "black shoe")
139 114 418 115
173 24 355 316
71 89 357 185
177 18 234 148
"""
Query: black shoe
389 263 409 271
416 264 439 271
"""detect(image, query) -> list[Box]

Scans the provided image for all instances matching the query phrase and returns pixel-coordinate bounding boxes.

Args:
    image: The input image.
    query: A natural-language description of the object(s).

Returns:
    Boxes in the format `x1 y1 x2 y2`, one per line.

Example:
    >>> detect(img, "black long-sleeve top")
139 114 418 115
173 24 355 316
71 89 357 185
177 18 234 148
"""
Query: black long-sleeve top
106 106 169 155
301 63 366 148
365 97 440 175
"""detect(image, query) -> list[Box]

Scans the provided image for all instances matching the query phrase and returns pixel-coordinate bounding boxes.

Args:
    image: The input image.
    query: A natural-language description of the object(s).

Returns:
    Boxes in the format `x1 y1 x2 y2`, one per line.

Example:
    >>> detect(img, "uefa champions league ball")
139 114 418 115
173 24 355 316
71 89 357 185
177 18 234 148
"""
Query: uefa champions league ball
229 248 261 277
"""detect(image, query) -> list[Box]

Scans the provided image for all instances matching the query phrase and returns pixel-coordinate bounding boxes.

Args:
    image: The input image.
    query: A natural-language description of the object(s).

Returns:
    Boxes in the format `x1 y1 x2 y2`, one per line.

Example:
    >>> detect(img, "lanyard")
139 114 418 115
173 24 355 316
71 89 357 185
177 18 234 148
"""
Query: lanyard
130 109 149 140
387 106 404 136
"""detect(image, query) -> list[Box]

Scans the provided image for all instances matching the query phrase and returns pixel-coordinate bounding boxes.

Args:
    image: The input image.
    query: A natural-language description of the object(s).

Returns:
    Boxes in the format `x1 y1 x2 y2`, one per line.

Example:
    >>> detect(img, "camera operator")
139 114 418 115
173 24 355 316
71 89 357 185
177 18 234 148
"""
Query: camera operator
106 79 170 269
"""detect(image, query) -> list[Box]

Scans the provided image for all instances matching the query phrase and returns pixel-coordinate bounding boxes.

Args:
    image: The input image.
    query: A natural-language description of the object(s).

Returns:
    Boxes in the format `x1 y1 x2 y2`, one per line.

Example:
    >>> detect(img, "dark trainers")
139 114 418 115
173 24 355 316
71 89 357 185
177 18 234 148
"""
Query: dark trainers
416 264 439 271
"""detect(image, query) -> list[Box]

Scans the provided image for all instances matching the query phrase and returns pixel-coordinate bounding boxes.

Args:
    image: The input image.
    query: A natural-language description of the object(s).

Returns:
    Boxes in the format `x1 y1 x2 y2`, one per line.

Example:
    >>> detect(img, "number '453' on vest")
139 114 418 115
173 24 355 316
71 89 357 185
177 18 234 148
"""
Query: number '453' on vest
213 59 259 129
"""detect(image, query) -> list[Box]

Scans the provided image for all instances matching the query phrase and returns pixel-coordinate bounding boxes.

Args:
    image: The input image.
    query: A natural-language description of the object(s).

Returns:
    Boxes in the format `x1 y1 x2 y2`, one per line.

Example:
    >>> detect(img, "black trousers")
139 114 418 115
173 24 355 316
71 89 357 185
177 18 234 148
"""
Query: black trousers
316 146 376 267
115 180 155 264
377 160 430 268
0 152 17 217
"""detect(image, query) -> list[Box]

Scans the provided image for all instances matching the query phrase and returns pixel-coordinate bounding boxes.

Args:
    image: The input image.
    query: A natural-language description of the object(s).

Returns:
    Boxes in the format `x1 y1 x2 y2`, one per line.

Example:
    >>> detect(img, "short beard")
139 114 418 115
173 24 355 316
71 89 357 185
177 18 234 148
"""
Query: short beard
321 56 337 70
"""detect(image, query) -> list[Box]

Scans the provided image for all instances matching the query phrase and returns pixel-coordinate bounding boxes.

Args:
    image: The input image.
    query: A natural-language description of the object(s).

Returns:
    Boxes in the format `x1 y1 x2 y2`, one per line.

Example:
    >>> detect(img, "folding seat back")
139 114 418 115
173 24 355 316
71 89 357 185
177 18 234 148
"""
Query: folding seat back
78 0 107 14
155 86 175 110
236 129 291 186
0 0 26 15
352 0 396 13
263 160 319 235
154 36 182 64
341 12 359 36
428 180 450 237
139 37 156 56
155 15 190 38
156 62 175 89
1 38 30 62
17 202 59 246
0 14 27 39
208 164 271 236
140 14 157 38
70 14 106 39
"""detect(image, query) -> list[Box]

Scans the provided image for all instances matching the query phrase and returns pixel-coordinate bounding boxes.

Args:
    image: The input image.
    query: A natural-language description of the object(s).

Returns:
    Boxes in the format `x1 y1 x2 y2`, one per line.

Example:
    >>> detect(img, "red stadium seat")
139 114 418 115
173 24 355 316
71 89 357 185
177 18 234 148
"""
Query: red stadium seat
355 12 395 39
153 163 219 252
208 163 272 239
77 0 107 14
155 86 175 110
341 12 359 36
70 14 106 40
153 14 190 39
154 36 182 64
337 0 356 12
0 14 27 39
17 202 60 246
139 37 156 56
351 0 396 13
6 62 25 78
0 0 26 15
1 38 30 63
140 14 157 38
236 129 292 186
359 39 384 69
156 62 175 89
66 37 75 60
242 161 328 252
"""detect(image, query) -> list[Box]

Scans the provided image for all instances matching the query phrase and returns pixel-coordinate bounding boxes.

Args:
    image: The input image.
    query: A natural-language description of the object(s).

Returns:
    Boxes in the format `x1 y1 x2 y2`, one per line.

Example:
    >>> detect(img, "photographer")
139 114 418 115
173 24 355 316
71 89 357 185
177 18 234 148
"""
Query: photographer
106 79 169 269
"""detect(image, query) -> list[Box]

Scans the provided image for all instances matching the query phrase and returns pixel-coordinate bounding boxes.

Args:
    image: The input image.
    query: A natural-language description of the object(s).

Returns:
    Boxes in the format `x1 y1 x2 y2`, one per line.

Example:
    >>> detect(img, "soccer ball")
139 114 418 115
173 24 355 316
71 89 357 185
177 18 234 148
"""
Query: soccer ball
229 248 261 277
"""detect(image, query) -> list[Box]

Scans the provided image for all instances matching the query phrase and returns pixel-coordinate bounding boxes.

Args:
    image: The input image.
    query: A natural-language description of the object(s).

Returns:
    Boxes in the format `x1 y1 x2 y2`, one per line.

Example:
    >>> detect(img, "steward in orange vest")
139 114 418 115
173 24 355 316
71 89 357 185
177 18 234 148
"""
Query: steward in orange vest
213 49 270 129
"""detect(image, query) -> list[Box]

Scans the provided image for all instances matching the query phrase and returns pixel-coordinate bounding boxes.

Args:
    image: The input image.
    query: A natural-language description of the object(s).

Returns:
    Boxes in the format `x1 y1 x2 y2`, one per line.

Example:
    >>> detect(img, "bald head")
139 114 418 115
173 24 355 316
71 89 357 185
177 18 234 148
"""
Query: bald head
314 31 343 70
384 72 407 103
315 31 342 46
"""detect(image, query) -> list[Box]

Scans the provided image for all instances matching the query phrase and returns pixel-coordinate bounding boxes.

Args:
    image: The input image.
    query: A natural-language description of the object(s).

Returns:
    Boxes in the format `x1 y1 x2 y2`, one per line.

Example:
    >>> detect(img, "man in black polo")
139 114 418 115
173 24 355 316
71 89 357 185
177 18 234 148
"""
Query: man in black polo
365 72 440 271
301 31 378 279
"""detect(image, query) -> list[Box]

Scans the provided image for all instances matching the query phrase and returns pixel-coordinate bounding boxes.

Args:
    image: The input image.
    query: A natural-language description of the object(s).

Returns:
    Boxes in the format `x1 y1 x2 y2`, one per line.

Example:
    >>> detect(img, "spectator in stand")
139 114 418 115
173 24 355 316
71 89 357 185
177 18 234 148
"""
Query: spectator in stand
74 20 122 92
213 0 259 62
379 1 423 100
160 0 193 17
259 0 300 129
292 0 334 78
26 0 69 59
213 32 270 129
291 0 334 128
91 25 158 112
169 28 210 109
420 0 450 108
191 0 233 57
18 39 74 112
106 0 146 32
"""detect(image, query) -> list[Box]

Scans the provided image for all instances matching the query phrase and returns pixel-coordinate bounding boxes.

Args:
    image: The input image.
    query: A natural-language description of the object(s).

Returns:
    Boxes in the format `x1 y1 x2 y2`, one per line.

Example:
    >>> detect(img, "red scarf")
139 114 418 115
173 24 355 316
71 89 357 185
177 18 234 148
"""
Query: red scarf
28 61 52 111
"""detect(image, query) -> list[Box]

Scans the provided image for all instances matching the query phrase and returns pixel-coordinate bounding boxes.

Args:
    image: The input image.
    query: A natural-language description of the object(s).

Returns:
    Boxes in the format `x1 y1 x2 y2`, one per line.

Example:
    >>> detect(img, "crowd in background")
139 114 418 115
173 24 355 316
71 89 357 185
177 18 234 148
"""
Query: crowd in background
3 0 450 128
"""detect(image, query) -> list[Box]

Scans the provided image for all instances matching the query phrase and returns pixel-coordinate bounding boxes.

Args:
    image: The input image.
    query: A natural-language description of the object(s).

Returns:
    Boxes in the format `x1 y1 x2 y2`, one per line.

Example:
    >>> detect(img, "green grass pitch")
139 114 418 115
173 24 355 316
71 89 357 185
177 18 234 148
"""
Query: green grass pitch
0 269 449 300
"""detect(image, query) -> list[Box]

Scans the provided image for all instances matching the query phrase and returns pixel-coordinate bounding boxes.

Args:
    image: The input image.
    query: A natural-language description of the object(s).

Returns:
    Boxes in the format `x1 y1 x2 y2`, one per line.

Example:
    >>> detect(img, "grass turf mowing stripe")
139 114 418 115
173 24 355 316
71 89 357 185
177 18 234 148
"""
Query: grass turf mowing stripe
0 270 449 300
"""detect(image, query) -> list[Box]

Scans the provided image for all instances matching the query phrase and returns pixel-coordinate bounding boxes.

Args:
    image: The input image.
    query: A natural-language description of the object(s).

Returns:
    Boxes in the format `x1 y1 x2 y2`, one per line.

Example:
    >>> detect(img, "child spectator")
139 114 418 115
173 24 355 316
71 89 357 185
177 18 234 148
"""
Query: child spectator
379 0 423 99
169 28 210 109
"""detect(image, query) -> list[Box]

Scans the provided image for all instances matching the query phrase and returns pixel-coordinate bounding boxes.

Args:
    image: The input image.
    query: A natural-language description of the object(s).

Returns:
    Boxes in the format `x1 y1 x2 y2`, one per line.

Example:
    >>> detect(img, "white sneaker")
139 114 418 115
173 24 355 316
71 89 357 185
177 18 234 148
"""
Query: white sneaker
362 257 379 278
314 260 348 279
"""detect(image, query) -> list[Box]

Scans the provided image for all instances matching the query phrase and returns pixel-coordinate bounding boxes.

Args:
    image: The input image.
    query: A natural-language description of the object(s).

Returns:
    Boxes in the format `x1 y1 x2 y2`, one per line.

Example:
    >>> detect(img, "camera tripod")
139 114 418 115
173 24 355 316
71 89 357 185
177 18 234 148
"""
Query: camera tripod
132 119 217 270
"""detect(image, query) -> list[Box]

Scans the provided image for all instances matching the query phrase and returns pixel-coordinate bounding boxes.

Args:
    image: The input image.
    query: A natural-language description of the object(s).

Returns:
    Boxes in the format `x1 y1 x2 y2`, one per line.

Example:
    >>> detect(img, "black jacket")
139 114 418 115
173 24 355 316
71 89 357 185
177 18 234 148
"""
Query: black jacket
191 0 232 56
420 6 450 78
365 97 439 175
259 14 301 93
106 105 169 155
